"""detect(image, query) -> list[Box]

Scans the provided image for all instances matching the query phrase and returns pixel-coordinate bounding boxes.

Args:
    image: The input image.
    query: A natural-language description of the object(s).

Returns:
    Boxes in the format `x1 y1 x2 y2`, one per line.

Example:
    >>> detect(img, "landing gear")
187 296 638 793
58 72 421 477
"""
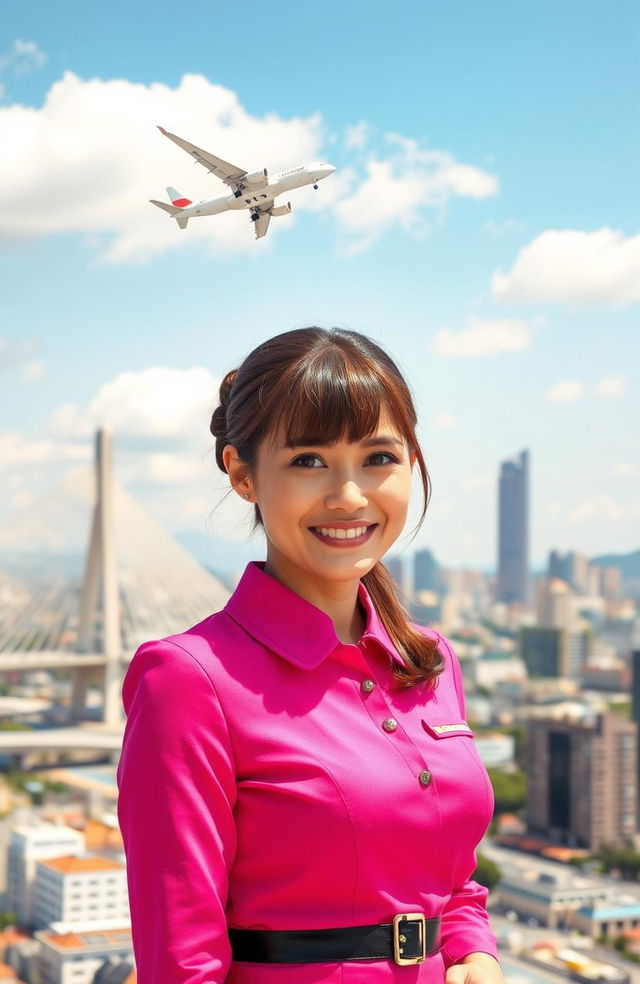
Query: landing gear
250 210 260 222
313 184 318 189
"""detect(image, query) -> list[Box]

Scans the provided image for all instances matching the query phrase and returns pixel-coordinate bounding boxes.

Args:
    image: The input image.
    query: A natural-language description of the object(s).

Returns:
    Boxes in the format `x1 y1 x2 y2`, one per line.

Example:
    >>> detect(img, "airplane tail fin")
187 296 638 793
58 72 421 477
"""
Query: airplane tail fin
166 186 192 208
149 187 192 229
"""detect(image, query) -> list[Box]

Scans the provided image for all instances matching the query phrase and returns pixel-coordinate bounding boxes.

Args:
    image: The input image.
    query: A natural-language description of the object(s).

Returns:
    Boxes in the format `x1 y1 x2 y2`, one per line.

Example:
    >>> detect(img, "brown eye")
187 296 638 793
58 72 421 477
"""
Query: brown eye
290 454 324 468
368 452 398 465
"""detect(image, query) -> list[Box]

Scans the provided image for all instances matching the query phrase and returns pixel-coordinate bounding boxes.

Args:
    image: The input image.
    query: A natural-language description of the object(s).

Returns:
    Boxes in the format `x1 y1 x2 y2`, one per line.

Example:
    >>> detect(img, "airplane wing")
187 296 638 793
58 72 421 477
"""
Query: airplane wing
157 126 247 192
253 210 272 240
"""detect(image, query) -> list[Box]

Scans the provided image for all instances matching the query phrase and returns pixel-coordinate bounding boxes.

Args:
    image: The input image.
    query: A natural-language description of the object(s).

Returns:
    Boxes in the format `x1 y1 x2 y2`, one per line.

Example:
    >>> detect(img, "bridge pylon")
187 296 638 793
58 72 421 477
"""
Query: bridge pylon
73 427 122 728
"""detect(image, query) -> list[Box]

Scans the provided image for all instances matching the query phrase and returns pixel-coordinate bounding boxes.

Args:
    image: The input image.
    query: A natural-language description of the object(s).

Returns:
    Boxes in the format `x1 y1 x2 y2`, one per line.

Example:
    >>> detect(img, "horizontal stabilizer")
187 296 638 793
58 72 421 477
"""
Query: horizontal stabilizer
150 199 189 229
149 198 179 215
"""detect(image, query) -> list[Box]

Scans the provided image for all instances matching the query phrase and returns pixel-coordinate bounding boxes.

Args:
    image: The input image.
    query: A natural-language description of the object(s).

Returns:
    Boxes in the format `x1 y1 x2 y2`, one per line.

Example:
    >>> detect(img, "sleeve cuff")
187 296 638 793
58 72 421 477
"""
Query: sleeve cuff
441 936 501 969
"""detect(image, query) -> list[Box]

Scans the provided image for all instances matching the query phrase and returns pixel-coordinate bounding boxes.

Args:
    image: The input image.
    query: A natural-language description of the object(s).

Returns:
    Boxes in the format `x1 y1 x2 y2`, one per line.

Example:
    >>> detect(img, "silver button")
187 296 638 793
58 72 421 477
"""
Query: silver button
382 718 398 732
361 679 375 693
419 770 433 786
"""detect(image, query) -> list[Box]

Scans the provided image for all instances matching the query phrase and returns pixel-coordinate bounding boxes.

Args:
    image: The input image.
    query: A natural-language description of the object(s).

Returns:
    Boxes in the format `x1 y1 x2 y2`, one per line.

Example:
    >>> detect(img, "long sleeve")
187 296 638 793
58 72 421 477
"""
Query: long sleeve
436 633 501 970
116 638 238 984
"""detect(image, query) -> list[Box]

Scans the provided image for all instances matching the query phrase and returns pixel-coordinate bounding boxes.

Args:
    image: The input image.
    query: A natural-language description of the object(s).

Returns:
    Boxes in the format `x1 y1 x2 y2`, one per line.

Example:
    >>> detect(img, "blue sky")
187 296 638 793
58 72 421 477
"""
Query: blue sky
0 0 638 577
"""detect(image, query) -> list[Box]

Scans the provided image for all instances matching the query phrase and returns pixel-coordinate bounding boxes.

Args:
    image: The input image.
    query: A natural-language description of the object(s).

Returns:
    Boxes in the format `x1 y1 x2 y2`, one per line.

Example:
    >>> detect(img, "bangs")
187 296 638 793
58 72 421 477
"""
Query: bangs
263 347 411 452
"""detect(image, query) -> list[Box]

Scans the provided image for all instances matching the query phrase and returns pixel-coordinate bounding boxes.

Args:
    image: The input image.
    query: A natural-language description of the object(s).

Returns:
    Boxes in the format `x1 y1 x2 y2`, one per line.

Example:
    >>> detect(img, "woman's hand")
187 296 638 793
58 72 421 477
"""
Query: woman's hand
445 951 505 984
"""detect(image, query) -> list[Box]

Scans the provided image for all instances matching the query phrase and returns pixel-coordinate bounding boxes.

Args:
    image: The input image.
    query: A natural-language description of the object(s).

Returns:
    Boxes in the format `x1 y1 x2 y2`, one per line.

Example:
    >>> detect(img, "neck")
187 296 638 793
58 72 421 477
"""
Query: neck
262 554 367 645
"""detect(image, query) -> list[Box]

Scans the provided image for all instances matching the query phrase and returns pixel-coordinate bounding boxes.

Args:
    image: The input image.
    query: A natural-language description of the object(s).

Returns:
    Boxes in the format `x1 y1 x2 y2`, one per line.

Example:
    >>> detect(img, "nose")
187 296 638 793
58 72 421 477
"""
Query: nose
325 479 367 510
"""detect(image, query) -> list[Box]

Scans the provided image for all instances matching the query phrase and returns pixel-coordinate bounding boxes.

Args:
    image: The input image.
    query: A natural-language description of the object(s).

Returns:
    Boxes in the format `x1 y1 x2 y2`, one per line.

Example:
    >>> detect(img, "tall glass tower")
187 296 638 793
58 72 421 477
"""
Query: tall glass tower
497 448 530 604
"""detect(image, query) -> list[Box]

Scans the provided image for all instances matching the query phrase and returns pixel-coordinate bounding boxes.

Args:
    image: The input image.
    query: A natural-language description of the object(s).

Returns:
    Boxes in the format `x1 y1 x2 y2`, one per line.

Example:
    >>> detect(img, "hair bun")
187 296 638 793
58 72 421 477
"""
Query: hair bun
219 368 238 410
209 368 238 441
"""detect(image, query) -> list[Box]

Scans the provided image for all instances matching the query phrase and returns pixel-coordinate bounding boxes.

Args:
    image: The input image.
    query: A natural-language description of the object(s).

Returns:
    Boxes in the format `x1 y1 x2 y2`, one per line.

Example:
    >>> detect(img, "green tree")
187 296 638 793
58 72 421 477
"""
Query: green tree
596 840 640 880
473 853 501 890
487 768 526 814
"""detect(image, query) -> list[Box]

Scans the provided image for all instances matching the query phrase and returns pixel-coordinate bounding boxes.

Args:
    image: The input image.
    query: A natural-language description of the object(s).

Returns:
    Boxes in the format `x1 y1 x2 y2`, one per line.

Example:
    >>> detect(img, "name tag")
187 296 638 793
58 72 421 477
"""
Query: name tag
431 722 473 734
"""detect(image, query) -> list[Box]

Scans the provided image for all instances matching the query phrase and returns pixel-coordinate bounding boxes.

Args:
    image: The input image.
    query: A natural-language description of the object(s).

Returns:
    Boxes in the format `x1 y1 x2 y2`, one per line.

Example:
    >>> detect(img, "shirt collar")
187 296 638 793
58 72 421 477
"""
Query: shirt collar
223 560 406 671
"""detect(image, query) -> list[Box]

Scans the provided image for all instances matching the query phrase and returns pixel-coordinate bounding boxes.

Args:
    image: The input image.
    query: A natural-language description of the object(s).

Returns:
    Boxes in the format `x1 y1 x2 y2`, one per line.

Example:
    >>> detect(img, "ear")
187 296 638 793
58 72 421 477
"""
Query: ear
222 444 252 498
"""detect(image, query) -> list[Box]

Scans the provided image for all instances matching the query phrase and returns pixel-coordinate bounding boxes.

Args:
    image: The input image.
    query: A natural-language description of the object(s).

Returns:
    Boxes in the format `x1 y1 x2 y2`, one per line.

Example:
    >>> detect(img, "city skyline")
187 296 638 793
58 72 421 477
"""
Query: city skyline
1 426 636 582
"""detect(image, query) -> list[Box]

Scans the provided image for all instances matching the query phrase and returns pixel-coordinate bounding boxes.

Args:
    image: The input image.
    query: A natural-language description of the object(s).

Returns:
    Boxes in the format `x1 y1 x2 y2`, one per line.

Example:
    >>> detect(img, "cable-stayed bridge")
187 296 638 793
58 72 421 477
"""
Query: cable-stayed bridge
0 428 231 764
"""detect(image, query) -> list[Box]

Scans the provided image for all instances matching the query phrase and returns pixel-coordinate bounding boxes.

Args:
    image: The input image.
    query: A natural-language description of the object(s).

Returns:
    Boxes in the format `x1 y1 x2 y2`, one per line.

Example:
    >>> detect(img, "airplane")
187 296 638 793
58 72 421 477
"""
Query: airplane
150 126 336 240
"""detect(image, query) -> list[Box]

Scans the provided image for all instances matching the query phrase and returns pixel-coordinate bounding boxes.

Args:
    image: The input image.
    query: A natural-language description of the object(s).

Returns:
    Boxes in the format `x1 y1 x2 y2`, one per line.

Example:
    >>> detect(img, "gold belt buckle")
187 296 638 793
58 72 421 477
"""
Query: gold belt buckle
393 912 426 965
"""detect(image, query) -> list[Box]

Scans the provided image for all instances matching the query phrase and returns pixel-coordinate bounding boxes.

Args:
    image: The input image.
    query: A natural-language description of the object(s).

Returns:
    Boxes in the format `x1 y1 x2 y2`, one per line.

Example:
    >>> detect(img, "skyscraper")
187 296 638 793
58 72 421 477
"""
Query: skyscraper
548 548 571 584
526 713 637 850
413 548 438 593
631 649 640 828
385 555 405 593
497 448 530 604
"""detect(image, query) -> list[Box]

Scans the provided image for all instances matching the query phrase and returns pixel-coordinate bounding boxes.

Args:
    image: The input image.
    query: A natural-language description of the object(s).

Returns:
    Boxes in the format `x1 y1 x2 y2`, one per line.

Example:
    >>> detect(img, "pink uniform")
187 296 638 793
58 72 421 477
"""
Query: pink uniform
116 560 500 984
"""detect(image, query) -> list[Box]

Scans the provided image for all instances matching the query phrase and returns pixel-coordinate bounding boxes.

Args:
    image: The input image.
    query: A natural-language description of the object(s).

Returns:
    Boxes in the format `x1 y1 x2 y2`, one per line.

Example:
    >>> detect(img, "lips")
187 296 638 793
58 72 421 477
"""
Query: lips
309 523 378 547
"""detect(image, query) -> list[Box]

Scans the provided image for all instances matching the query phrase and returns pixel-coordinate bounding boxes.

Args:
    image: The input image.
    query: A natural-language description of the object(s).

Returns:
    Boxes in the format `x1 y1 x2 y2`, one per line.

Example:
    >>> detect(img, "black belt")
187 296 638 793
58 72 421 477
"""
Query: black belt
228 913 441 966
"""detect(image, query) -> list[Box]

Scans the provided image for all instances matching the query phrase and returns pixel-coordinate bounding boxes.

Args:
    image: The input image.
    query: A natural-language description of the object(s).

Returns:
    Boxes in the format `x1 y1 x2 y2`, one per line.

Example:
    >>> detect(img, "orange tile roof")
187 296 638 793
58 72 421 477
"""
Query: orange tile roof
37 927 132 951
0 928 29 945
0 964 22 981
39 856 123 873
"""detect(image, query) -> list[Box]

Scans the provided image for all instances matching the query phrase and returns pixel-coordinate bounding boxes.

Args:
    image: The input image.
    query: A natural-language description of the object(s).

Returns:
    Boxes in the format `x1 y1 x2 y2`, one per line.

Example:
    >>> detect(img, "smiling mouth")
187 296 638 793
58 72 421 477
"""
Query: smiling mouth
309 524 378 545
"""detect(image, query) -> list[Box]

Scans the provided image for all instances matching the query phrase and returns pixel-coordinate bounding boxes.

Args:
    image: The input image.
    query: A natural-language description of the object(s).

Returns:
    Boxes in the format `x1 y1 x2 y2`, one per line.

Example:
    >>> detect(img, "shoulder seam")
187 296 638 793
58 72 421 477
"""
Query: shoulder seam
157 637 239 776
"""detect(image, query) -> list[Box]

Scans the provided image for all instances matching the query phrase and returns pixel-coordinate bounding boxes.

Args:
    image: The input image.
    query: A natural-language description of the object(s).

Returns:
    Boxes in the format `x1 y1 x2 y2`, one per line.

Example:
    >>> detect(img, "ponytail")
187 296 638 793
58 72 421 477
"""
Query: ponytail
362 561 445 690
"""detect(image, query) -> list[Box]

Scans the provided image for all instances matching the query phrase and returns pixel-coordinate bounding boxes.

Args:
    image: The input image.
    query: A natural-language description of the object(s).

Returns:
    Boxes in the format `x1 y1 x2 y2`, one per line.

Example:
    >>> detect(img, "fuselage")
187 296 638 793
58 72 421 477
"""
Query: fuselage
179 161 335 218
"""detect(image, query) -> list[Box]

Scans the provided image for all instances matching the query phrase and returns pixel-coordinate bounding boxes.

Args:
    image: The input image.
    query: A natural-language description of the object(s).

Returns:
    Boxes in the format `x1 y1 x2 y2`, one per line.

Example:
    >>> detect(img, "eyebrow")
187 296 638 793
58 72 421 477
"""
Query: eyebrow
283 434 405 450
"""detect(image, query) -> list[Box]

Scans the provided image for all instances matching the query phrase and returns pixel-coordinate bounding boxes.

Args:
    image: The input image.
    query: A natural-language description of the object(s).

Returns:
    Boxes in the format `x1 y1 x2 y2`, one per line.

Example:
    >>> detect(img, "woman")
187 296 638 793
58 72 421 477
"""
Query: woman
116 326 505 984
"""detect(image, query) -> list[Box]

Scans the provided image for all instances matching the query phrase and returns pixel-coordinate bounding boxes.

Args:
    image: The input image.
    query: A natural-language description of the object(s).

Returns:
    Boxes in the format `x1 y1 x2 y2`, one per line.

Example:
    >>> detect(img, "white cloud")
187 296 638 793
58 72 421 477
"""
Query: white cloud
593 374 626 398
0 71 500 260
566 494 633 524
24 360 45 381
122 451 205 487
482 218 522 235
544 375 626 403
333 135 498 252
612 462 638 477
431 316 535 357
0 364 249 537
48 366 219 442
0 336 41 370
343 121 371 150
491 228 640 307
0 432 87 471
296 164 359 213
0 39 46 78
0 71 325 260
545 380 584 402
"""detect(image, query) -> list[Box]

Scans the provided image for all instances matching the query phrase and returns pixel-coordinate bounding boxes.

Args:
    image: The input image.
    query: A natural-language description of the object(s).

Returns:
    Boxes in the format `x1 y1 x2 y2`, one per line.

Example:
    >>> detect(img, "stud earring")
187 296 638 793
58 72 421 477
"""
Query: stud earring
244 493 251 499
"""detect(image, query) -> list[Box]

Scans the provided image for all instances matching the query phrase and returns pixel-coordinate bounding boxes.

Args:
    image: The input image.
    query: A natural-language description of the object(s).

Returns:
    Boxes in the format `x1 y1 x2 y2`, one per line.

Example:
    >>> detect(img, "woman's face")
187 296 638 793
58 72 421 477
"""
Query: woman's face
247 405 417 587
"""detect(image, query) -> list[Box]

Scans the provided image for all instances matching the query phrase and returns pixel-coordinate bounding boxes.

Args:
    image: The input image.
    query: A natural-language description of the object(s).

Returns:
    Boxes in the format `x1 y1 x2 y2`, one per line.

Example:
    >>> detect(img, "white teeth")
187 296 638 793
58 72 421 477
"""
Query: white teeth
314 526 369 539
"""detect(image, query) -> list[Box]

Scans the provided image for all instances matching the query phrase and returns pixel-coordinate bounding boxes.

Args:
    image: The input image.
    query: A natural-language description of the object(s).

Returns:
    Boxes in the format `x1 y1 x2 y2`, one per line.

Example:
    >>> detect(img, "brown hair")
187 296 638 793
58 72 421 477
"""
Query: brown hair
209 326 444 690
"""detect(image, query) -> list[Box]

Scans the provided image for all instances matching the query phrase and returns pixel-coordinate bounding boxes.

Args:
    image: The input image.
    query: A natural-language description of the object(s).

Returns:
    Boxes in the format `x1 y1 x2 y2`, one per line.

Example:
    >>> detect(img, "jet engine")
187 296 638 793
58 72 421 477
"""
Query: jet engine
270 201 292 217
242 168 268 188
